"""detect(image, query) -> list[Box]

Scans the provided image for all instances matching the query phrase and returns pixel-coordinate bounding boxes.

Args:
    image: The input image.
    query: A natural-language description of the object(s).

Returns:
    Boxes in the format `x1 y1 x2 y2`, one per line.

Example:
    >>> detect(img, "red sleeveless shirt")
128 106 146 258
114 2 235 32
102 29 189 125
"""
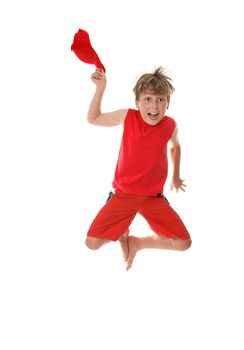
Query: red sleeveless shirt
112 109 176 196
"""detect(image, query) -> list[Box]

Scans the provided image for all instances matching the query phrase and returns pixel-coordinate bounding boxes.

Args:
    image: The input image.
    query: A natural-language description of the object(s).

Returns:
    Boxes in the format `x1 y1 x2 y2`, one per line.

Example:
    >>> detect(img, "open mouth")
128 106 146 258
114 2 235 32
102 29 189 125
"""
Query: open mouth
147 112 159 120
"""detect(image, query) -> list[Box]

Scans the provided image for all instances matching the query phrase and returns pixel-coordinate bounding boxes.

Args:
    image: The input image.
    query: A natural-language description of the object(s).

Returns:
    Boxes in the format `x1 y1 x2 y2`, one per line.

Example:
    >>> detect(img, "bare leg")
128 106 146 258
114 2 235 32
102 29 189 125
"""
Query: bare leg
85 236 110 250
126 235 191 271
118 229 130 261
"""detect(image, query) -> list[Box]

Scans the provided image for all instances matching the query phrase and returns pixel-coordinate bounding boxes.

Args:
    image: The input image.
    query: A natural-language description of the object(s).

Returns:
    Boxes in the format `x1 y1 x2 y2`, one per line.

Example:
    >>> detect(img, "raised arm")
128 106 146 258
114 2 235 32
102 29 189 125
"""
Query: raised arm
168 125 186 192
87 69 127 126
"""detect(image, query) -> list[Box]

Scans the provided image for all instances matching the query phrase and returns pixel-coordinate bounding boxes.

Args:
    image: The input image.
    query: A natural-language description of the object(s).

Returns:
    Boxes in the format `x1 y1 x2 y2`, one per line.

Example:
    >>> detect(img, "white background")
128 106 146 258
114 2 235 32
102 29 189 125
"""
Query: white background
1 0 244 349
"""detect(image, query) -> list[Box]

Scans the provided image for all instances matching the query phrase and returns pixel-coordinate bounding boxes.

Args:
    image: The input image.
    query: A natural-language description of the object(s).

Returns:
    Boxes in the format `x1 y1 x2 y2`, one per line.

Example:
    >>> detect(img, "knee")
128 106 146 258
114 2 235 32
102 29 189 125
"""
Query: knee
173 238 192 251
85 237 101 250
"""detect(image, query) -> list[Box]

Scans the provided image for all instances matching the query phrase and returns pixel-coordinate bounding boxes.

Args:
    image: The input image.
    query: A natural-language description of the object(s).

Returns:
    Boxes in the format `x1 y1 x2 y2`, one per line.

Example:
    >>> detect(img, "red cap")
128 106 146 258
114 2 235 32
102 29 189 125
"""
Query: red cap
71 29 106 72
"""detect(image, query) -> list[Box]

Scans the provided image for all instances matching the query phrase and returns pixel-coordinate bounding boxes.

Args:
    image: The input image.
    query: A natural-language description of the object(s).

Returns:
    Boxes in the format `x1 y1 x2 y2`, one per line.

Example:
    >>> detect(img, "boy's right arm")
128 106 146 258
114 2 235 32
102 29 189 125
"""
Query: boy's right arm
87 69 127 126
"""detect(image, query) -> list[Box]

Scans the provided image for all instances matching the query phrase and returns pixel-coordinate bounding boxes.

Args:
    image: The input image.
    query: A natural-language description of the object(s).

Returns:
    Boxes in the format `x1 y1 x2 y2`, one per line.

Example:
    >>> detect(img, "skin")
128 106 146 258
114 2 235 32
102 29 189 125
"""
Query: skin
86 69 191 270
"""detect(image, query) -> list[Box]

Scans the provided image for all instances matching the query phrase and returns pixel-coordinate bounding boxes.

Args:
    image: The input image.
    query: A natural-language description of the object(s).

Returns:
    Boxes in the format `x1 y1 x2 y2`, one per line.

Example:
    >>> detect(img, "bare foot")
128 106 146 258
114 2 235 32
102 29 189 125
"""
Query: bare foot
126 236 139 271
119 229 129 261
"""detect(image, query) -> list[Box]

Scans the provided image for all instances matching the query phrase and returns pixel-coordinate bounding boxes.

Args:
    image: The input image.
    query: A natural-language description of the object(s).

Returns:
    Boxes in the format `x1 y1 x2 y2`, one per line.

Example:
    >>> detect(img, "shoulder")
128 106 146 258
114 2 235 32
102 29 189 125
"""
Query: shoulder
161 116 177 141
126 108 138 116
163 115 176 127
123 108 139 123
162 115 176 133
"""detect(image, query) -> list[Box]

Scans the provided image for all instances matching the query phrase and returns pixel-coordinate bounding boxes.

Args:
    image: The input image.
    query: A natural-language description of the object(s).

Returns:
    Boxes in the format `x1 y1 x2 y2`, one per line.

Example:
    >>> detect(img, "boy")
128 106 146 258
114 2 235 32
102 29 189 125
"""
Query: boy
85 67 191 270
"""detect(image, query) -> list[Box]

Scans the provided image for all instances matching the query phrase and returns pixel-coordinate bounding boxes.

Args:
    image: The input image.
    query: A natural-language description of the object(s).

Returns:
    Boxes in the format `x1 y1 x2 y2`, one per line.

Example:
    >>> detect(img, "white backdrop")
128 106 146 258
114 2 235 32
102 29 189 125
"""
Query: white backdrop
1 0 244 349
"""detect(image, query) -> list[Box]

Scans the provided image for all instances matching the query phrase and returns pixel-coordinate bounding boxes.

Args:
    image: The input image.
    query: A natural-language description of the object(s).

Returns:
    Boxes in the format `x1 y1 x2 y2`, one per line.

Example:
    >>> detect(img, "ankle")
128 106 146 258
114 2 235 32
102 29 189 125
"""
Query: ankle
130 236 143 251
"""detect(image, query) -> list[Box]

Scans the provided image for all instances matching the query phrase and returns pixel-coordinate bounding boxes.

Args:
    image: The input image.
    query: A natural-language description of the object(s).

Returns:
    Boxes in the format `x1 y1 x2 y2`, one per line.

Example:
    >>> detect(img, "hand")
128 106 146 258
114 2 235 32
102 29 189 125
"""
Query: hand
170 177 186 192
91 68 106 89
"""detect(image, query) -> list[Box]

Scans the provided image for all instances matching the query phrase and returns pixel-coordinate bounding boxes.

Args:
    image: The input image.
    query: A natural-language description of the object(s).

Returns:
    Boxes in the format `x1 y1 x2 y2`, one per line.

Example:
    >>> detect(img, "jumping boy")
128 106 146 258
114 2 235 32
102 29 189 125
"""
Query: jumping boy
85 67 191 270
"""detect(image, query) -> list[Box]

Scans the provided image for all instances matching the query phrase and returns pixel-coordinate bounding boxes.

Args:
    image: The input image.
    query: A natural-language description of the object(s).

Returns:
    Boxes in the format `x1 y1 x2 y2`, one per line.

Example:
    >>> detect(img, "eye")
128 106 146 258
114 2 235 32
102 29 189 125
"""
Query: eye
159 97 166 102
145 97 151 102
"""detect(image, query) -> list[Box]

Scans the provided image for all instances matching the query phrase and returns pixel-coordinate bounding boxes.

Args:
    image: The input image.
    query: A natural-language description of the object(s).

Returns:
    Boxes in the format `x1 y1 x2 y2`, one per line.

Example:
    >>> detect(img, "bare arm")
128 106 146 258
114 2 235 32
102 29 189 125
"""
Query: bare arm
87 69 127 126
168 125 186 192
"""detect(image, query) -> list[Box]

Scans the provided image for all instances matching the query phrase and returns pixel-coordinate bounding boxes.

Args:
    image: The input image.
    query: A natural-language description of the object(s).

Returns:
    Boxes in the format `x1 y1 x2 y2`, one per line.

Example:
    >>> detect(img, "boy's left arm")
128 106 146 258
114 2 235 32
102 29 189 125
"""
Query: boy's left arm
168 125 186 192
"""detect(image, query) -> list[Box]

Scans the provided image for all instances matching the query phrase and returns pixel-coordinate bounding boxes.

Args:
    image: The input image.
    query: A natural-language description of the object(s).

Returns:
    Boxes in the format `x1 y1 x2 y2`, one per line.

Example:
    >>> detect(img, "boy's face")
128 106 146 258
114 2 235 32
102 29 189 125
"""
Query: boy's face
136 91 168 126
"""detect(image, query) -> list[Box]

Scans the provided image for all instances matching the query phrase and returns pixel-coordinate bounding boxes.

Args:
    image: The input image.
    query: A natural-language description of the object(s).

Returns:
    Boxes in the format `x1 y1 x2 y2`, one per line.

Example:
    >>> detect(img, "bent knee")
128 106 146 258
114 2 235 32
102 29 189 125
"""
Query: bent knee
173 238 192 251
85 236 102 250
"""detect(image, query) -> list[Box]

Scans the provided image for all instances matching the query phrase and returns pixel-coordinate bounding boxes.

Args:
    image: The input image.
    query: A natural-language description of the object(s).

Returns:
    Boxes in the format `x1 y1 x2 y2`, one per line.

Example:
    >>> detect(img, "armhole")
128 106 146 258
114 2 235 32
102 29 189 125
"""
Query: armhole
123 108 131 125
170 119 177 138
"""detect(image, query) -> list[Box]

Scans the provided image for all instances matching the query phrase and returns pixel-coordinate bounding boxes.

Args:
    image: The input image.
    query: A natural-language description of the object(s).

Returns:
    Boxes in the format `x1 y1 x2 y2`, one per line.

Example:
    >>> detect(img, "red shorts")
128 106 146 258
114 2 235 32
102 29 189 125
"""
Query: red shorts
87 190 190 241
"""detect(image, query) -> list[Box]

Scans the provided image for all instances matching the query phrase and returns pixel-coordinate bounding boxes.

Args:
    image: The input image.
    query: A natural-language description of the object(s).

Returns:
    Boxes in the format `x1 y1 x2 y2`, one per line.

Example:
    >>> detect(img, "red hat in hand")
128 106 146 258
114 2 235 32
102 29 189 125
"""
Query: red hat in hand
71 29 106 72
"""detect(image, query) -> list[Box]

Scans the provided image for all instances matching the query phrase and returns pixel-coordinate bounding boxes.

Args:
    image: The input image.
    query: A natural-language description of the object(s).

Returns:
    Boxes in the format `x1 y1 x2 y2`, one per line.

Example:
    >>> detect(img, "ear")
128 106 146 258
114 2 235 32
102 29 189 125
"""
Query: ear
135 100 139 109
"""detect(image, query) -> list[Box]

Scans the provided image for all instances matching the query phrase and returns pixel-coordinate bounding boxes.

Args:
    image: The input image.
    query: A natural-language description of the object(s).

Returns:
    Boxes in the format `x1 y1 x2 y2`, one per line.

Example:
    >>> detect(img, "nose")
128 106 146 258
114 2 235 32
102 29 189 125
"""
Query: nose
151 99 159 110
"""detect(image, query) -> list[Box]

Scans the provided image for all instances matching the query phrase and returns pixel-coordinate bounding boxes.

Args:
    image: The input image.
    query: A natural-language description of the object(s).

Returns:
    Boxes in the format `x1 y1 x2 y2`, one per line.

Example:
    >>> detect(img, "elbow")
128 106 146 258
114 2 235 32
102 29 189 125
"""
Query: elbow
87 117 94 125
87 114 99 125
170 144 181 152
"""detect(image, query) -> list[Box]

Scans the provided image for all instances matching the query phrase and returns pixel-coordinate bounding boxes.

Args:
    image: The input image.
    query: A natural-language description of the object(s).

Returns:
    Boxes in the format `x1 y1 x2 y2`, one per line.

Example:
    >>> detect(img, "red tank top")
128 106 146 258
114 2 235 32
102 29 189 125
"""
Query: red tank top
112 109 176 196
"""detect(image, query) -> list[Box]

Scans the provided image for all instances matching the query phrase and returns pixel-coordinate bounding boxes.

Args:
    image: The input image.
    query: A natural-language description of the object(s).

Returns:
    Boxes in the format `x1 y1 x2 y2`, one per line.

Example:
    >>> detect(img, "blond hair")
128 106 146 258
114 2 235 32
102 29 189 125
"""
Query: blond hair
133 66 175 104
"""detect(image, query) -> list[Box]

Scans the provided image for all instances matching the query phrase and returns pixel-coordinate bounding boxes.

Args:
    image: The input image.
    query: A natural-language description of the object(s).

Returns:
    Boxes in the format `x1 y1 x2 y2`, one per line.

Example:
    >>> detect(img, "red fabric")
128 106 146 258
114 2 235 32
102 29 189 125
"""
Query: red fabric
112 109 176 196
87 190 190 241
71 29 106 72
